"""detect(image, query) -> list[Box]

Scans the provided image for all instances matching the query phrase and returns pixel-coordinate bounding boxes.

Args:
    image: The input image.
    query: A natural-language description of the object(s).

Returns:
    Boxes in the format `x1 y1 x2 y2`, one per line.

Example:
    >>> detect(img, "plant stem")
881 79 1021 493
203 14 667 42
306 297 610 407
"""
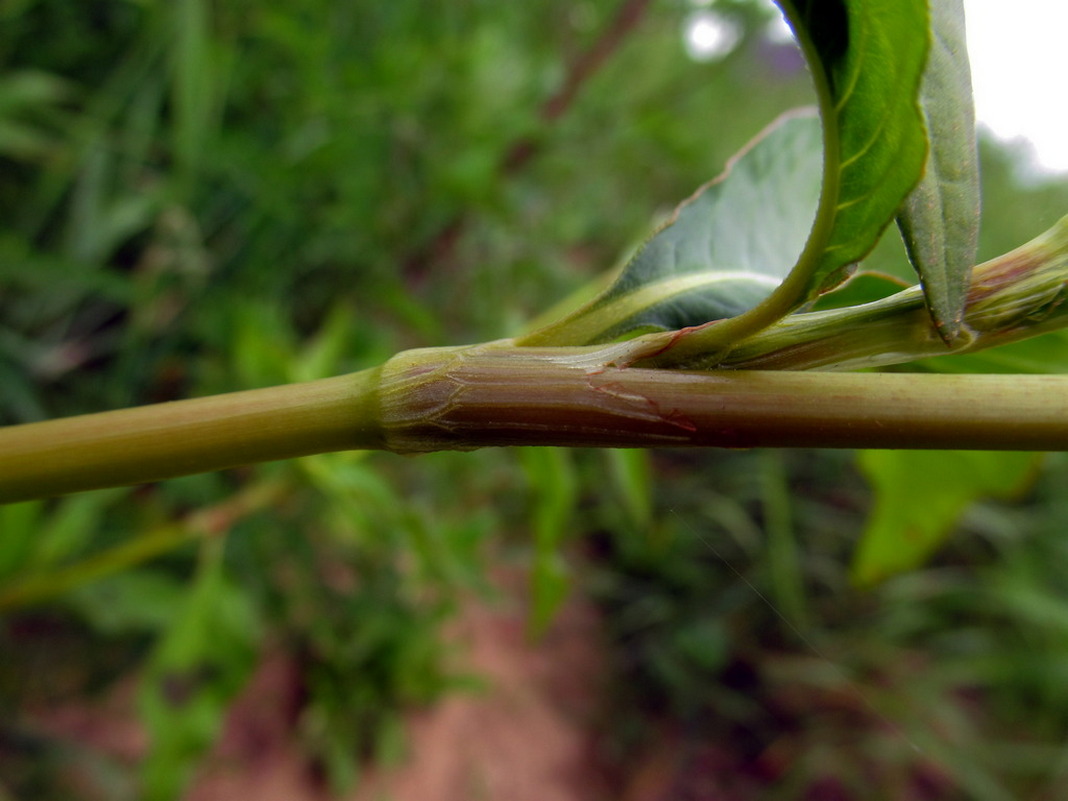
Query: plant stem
0 370 384 503
375 343 1068 452
2 344 1067 503
722 216 1068 370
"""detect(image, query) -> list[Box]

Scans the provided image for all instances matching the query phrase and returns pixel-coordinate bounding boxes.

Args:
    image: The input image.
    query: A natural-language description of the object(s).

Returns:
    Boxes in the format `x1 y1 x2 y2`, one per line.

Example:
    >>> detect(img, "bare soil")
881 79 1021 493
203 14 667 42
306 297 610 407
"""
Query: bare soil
25 570 623 801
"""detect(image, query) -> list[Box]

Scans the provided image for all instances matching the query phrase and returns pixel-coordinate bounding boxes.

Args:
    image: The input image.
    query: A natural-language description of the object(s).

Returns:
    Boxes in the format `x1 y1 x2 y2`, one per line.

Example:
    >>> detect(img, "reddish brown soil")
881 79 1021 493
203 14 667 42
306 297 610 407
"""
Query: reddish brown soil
26 571 622 801
188 581 614 801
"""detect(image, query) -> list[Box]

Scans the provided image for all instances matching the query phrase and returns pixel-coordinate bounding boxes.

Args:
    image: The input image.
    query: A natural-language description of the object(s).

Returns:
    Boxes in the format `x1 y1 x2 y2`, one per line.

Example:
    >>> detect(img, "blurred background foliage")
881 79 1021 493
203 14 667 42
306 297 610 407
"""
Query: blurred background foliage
2 0 1068 799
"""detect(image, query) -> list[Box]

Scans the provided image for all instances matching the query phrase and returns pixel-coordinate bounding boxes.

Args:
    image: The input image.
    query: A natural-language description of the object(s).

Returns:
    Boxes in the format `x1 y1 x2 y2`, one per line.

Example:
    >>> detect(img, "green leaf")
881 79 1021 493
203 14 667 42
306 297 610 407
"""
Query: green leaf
0 70 70 111
782 0 929 288
27 488 127 569
519 112 823 346
896 0 979 343
852 450 1041 586
723 215 1068 371
69 569 186 635
645 0 932 363
522 0 932 364
0 501 43 580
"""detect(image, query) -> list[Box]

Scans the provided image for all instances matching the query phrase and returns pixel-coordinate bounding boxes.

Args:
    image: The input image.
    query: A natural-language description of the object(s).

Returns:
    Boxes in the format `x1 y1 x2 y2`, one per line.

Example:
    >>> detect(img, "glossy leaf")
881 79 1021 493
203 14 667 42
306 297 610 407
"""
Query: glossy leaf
519 112 823 346
896 0 979 343
852 450 1041 586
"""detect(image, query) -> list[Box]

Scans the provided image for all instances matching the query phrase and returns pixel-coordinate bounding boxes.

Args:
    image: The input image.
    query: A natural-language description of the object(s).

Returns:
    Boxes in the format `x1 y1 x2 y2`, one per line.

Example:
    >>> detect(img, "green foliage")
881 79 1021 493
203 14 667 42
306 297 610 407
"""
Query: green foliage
592 449 1068 797
605 449 654 532
286 553 463 792
0 70 72 159
635 0 936 363
525 0 984 373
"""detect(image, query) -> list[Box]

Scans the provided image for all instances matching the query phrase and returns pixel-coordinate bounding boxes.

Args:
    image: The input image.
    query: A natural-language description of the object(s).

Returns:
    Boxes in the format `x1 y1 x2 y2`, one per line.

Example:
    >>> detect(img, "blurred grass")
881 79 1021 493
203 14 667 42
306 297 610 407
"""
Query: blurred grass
3 1 1068 799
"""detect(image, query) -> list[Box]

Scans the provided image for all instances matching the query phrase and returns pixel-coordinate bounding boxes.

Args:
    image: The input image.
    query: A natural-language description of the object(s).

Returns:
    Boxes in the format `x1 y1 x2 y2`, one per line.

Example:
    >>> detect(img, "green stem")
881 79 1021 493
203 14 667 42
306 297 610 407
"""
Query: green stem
3 339 1068 504
0 370 383 503
723 216 1068 370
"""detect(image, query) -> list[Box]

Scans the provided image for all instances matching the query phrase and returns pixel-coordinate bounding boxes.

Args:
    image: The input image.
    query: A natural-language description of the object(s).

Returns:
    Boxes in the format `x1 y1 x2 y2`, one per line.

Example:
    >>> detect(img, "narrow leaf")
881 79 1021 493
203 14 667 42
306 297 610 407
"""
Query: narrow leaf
519 112 823 346
896 0 979 343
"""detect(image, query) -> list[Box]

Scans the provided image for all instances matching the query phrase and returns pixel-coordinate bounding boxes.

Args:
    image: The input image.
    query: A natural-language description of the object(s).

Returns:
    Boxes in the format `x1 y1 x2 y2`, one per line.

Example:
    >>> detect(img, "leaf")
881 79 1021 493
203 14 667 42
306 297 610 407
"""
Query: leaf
725 215 1068 371
0 501 43 581
521 0 932 362
852 450 1041 586
0 70 70 111
895 0 979 343
171 0 216 191
778 0 930 296
519 112 824 346
27 488 127 569
69 569 186 635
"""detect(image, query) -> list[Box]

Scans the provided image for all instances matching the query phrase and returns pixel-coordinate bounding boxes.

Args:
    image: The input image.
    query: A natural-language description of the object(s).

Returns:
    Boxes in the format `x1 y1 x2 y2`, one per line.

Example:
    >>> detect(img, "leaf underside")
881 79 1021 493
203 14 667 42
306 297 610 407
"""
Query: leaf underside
782 0 930 294
525 0 934 355
895 0 980 343
519 112 823 346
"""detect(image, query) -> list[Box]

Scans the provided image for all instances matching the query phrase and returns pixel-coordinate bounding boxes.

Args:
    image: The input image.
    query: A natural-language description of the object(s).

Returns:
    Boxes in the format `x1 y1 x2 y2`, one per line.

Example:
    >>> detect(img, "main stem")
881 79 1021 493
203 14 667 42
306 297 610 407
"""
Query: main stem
376 344 1068 452
3 343 1065 503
